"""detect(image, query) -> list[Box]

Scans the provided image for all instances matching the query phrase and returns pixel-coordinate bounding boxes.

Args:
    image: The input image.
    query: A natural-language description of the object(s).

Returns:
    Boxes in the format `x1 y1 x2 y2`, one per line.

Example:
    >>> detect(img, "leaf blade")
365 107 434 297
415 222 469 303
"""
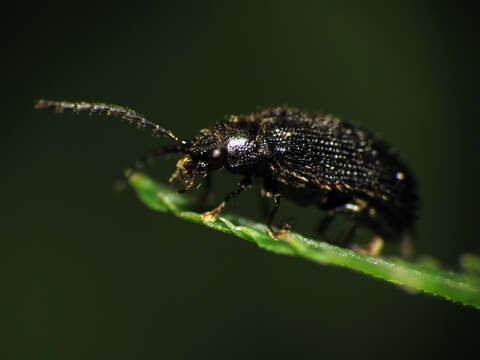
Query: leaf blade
130 173 480 309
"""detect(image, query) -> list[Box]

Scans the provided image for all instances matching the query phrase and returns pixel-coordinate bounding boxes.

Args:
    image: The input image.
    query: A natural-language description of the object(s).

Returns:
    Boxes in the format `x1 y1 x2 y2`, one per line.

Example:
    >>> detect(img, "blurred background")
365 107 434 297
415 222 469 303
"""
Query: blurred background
3 1 479 359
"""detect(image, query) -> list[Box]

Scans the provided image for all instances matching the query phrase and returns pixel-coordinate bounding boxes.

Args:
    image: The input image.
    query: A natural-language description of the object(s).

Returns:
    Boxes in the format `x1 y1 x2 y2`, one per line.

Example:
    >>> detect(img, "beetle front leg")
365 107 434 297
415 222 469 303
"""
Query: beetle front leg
196 173 212 209
200 176 252 222
116 144 184 190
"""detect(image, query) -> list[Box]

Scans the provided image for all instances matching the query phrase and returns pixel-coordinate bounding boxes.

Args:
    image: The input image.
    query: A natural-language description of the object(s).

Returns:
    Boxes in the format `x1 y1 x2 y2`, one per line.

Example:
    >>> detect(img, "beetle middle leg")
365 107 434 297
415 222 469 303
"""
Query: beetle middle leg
200 176 252 222
261 191 291 240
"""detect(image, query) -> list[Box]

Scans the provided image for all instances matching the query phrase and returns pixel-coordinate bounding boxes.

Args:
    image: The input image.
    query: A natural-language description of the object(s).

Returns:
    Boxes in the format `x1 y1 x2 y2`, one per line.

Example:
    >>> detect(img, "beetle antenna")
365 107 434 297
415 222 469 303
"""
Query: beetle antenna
35 99 189 146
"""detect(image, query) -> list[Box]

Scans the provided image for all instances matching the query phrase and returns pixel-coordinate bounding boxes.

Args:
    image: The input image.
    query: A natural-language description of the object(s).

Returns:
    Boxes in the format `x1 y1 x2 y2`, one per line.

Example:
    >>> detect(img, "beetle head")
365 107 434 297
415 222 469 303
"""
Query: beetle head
169 118 268 193
169 126 227 192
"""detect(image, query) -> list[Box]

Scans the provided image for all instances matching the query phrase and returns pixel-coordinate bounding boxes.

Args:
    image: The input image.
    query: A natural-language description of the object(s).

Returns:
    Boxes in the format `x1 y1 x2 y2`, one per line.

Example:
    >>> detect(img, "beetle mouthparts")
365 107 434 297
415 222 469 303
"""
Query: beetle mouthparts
169 156 196 193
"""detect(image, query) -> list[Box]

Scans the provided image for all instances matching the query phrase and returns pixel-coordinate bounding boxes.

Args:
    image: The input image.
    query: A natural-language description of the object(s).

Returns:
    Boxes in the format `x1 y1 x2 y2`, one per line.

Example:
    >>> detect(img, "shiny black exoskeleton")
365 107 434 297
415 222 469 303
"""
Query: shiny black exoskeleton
35 100 418 254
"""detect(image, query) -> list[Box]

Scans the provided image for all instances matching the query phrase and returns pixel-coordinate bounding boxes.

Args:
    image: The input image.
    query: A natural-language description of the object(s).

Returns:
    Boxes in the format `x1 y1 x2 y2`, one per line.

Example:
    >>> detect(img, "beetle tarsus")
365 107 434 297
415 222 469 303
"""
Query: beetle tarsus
268 223 292 240
351 236 384 256
200 202 225 222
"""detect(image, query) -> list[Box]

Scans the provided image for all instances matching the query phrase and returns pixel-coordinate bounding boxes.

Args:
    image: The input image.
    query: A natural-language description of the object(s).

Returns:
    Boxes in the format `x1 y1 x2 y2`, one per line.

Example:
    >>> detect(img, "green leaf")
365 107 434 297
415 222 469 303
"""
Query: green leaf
129 173 480 309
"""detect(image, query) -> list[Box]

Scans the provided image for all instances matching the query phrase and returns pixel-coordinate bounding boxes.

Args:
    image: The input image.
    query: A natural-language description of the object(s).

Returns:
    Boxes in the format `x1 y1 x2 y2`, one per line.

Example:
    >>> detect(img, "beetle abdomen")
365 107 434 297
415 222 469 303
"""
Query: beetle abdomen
250 108 418 237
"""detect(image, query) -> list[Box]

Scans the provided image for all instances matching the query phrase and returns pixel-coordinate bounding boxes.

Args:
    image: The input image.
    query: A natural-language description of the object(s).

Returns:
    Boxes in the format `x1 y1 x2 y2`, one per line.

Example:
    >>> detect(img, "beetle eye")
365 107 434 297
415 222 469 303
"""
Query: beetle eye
207 148 226 169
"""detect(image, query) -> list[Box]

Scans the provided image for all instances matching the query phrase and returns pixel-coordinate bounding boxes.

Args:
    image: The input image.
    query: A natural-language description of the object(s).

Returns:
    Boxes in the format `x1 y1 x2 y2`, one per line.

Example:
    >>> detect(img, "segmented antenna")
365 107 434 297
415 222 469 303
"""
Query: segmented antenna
35 99 189 146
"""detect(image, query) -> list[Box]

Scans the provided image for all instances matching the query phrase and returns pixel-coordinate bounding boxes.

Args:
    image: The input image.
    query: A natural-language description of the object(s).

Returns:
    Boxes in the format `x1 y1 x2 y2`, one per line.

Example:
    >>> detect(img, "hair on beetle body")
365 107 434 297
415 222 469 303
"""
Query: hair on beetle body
35 100 418 256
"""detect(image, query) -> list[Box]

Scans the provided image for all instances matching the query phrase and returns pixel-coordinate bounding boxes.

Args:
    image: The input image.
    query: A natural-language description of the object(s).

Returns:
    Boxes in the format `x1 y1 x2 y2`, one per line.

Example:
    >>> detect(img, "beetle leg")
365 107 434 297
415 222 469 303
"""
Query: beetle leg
200 176 252 222
317 214 359 246
265 192 281 226
116 144 184 190
341 223 358 247
317 215 334 242
264 193 291 240
320 201 385 255
351 236 384 256
400 233 414 257
196 173 212 208
259 187 271 220
317 198 367 246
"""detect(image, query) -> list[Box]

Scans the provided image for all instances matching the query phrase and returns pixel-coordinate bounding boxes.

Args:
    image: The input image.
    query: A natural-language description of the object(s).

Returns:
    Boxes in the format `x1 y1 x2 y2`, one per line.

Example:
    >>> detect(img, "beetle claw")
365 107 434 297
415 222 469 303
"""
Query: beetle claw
268 223 292 240
351 236 384 256
200 203 225 222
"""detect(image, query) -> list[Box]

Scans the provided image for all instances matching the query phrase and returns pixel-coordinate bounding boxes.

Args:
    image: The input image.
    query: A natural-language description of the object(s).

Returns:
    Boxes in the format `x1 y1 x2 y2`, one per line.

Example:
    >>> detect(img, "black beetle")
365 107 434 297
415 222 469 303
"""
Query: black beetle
35 100 418 255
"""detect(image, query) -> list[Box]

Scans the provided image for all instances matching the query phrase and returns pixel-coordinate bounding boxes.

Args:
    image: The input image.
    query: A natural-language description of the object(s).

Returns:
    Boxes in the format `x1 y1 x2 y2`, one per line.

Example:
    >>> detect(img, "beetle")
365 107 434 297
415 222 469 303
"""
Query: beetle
35 99 418 255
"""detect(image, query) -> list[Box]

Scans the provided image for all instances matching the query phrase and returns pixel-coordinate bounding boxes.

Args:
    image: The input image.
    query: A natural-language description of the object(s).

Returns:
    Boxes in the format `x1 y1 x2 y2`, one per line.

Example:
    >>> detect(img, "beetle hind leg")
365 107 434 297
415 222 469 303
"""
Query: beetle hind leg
317 214 334 242
317 197 384 255
317 215 359 248
351 236 384 256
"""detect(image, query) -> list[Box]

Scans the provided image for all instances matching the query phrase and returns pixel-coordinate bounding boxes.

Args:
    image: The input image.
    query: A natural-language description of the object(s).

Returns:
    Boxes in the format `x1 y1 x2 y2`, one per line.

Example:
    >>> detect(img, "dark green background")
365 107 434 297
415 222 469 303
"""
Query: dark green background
3 1 479 359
